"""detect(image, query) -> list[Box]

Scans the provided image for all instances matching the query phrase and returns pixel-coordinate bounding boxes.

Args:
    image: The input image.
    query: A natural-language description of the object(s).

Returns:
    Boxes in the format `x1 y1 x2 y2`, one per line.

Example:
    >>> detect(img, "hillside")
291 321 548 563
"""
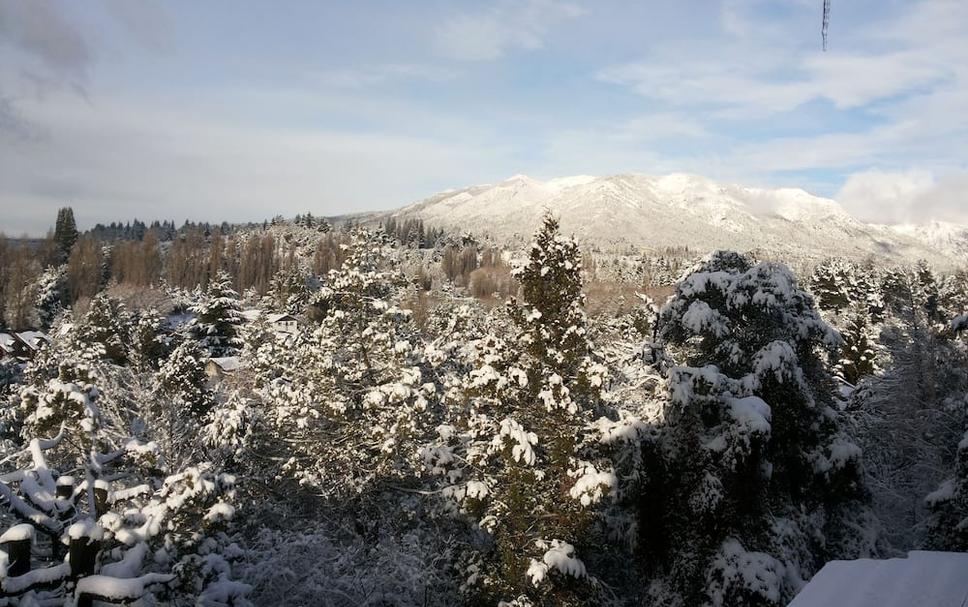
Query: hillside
390 173 967 267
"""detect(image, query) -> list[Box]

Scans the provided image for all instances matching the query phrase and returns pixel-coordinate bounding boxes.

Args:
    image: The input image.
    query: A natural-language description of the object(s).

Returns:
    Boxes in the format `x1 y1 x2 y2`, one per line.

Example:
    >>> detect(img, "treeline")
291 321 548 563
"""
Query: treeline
381 216 446 248
0 208 345 330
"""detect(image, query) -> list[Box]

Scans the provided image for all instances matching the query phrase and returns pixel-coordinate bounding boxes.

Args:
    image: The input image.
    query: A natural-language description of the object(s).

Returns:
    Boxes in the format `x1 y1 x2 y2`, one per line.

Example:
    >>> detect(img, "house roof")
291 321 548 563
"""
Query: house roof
208 356 241 372
789 551 968 607
15 331 49 351
267 313 296 323
240 309 262 322
0 333 15 353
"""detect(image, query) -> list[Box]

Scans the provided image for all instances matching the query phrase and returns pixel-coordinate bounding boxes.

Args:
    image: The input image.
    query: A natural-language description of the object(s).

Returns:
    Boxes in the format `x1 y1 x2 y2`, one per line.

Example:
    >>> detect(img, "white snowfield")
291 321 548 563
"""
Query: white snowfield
789 551 968 607
391 173 968 267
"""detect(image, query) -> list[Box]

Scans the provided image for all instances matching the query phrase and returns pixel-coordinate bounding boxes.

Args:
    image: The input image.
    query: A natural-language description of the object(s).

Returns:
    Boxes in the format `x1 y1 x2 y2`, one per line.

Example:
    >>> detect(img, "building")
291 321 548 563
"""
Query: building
16 332 51 355
267 313 298 334
789 551 968 607
205 356 241 380
0 333 18 359
0 331 51 361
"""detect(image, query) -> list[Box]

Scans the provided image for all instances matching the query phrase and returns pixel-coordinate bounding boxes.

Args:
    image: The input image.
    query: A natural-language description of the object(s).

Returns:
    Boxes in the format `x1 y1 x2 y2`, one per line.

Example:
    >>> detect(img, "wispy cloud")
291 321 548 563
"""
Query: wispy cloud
103 0 174 52
435 0 583 61
1 0 966 234
0 0 92 80
315 64 460 88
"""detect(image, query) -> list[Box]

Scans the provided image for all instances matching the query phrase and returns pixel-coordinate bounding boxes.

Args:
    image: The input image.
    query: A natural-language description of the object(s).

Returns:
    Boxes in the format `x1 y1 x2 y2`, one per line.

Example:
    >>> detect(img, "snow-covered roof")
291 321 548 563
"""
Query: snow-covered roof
241 309 262 322
16 331 49 351
268 313 296 323
208 357 241 372
789 551 968 607
0 333 15 353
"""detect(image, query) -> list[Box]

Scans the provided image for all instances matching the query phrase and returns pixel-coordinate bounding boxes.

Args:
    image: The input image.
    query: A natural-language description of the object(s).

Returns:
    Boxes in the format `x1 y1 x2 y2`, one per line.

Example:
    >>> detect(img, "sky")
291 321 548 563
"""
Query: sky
0 0 966 235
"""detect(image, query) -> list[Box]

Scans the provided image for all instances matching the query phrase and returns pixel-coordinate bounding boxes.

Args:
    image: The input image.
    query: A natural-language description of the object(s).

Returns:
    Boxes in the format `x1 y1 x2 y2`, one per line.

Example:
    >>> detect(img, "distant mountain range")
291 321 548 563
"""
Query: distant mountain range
387 173 968 267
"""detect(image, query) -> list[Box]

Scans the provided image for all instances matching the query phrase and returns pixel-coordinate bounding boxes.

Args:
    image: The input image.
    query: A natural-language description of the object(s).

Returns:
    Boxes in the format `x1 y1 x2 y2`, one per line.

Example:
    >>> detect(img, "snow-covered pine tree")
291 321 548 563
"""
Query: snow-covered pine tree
261 227 435 498
645 251 873 607
53 207 79 263
421 215 618 606
925 427 968 551
809 259 853 314
150 338 214 467
129 307 168 371
191 270 244 356
835 303 880 386
34 265 66 331
73 292 133 365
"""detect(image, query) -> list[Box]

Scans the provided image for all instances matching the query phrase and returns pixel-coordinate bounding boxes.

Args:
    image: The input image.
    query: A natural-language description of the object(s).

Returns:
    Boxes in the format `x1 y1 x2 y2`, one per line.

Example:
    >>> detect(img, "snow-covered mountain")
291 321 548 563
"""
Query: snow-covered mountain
390 173 967 267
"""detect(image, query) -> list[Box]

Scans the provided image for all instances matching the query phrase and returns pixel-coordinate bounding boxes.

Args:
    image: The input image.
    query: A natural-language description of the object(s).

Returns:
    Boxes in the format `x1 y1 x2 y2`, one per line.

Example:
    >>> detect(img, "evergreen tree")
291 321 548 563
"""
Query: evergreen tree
53 206 79 262
2 330 245 604
835 304 880 386
150 338 214 466
645 251 873 606
422 216 617 605
191 270 244 356
73 292 132 365
34 265 66 331
261 227 432 496
809 259 852 314
129 308 168 370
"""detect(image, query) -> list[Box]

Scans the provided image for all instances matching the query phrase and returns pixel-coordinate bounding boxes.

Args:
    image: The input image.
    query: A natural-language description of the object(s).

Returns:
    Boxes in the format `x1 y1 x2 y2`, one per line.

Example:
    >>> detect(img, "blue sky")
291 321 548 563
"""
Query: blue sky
1 0 966 235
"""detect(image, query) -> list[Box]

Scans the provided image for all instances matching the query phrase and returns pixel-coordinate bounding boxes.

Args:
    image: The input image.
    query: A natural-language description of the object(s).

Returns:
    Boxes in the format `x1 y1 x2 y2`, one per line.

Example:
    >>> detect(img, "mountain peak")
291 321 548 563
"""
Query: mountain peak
393 172 966 267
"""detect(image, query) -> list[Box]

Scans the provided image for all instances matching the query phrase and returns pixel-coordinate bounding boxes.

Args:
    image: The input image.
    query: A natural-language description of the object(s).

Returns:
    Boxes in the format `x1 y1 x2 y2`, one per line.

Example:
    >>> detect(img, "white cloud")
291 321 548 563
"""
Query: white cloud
0 92 514 234
595 0 968 202
836 169 968 224
435 0 583 61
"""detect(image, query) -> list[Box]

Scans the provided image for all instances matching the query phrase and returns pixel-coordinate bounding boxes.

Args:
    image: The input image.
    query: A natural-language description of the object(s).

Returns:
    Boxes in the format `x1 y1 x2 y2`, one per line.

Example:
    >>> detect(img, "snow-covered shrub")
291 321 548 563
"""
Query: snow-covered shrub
0 320 247 605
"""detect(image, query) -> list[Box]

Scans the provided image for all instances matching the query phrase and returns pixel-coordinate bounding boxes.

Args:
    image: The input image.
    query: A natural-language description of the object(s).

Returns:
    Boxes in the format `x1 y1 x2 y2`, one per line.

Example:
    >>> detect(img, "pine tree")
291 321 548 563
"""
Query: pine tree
262 227 433 496
835 304 880 386
645 251 873 606
809 259 851 314
129 308 167 370
53 207 79 262
422 216 617 605
73 292 132 365
34 265 66 331
150 338 214 466
191 270 244 356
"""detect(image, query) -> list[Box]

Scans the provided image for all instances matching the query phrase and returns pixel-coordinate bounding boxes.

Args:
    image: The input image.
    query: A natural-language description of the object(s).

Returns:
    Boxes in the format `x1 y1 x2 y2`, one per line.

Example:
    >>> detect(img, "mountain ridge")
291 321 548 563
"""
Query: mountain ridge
388 172 967 267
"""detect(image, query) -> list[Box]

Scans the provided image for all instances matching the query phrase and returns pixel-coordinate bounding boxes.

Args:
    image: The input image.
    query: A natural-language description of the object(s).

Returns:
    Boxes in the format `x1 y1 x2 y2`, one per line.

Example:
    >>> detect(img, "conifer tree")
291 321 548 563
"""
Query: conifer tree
835 304 880 386
2 328 245 605
150 338 214 465
34 265 66 331
422 216 616 606
645 251 873 606
73 292 132 365
191 270 244 356
53 206 79 262
262 227 433 497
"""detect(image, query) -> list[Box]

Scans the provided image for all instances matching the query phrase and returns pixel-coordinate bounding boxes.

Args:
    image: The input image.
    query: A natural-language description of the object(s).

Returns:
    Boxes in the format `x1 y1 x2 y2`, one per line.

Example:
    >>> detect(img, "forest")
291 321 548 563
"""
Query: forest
0 207 966 606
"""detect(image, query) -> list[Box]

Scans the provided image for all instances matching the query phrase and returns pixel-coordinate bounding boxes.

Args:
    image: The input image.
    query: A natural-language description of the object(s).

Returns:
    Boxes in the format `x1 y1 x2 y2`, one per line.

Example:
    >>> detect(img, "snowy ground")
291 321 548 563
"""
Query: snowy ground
789 551 968 607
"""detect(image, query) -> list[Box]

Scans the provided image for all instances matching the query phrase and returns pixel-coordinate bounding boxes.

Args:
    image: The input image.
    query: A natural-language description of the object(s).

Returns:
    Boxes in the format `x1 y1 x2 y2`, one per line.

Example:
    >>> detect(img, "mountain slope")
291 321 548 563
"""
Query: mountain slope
391 173 966 267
